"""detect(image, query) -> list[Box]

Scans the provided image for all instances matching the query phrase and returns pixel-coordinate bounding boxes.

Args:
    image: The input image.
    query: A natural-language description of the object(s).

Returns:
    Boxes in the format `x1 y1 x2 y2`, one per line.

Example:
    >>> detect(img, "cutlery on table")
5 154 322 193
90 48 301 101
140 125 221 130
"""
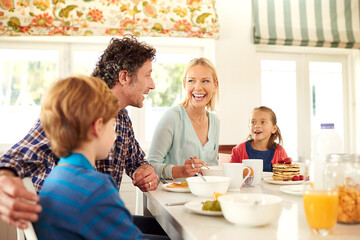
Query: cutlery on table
165 201 188 206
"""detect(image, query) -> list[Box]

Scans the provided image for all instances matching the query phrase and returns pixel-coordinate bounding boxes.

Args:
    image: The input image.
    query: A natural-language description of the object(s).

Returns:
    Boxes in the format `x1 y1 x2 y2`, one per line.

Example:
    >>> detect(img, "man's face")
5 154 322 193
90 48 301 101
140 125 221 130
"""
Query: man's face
126 59 155 108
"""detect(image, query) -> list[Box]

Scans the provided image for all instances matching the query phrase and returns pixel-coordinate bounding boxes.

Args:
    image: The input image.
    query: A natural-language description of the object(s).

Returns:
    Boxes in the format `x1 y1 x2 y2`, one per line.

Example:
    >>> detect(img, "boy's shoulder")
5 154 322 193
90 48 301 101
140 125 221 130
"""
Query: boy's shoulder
47 164 114 191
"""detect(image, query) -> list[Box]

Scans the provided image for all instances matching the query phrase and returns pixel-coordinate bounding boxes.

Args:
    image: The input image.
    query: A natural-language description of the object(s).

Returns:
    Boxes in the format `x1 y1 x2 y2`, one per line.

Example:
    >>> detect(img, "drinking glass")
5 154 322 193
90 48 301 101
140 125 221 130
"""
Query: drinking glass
303 189 338 236
302 158 339 236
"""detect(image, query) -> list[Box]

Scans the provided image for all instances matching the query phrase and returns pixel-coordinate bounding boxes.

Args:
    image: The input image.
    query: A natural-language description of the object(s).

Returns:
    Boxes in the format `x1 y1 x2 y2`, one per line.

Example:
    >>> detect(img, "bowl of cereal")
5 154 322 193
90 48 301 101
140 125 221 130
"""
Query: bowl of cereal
218 193 282 227
186 176 230 198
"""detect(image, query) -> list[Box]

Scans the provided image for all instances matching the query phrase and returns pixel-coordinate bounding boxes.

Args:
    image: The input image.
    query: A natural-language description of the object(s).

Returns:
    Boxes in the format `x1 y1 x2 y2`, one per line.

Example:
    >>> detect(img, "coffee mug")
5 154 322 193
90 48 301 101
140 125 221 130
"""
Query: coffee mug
223 163 251 191
242 159 263 186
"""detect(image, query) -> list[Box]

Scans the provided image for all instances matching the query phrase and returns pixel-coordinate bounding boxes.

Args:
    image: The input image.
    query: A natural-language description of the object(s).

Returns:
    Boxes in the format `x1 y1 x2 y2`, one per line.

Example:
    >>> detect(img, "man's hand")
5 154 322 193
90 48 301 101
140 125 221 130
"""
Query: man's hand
132 164 158 192
0 173 42 229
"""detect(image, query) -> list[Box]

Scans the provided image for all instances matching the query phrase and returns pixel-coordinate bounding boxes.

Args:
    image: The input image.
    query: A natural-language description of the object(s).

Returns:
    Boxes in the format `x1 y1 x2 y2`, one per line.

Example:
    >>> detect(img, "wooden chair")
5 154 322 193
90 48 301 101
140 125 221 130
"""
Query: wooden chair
218 145 236 165
218 144 236 154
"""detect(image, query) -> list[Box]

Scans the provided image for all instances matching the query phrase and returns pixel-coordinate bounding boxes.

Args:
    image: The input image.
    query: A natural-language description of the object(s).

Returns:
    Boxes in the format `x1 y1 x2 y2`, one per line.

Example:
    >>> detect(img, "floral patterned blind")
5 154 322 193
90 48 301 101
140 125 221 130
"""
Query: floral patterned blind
0 0 219 38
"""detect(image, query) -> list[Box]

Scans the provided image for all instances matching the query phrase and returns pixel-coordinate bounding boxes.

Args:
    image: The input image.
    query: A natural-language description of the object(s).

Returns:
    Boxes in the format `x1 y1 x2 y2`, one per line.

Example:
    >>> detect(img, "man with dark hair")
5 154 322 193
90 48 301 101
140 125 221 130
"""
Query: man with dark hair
0 36 160 230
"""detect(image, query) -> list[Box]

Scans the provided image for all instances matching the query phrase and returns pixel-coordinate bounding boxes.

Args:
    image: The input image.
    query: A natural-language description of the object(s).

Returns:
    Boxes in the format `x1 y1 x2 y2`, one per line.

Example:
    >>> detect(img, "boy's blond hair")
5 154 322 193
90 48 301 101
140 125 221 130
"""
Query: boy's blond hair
40 75 121 158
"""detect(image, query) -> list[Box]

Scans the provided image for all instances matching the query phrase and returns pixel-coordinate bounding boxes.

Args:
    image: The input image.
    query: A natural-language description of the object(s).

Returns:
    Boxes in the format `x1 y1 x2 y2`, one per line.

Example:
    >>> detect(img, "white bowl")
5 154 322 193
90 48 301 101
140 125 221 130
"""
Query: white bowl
201 166 224 176
218 193 282 227
186 176 230 197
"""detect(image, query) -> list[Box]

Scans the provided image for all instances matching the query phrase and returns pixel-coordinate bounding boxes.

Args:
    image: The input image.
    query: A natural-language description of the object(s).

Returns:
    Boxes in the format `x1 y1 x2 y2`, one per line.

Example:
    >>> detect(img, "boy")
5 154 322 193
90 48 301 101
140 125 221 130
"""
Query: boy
33 75 143 239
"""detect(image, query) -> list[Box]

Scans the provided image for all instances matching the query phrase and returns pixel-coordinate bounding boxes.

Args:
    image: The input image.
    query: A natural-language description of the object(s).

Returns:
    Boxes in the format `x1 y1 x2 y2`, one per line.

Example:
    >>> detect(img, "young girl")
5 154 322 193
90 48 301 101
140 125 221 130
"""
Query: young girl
230 106 287 172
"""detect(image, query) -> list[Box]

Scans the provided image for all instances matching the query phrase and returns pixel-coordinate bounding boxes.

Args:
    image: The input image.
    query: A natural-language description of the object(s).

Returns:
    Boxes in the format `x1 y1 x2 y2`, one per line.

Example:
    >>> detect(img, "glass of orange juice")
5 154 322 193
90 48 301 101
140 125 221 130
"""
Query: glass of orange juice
302 158 339 236
303 190 338 235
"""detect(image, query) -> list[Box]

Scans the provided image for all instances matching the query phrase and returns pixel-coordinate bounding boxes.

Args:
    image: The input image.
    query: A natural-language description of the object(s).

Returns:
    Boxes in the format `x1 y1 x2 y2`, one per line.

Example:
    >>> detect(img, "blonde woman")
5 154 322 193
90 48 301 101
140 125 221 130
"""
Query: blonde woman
148 58 220 179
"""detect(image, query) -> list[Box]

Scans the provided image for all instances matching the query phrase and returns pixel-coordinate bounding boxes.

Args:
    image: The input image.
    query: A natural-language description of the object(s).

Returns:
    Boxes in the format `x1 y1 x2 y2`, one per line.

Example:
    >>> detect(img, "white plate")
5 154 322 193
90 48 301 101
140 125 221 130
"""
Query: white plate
280 185 305 196
162 183 190 193
263 176 304 185
262 172 273 179
184 200 223 216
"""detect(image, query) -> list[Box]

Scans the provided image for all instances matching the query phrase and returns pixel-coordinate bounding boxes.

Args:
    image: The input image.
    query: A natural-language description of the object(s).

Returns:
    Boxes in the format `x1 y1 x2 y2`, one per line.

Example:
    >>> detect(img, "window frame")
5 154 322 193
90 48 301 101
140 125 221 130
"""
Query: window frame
0 37 215 153
256 45 355 161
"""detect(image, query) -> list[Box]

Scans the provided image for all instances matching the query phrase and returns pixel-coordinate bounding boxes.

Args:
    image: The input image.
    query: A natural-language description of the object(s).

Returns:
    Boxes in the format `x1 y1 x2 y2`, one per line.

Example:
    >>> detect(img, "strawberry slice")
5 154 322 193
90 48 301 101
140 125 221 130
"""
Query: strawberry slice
278 157 285 163
284 157 292 164
292 175 300 181
299 175 304 180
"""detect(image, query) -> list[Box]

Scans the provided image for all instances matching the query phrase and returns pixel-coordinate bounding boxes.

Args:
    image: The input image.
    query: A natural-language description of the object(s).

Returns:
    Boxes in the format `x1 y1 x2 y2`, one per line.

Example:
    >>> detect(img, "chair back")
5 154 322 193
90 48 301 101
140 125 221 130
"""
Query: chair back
16 178 38 240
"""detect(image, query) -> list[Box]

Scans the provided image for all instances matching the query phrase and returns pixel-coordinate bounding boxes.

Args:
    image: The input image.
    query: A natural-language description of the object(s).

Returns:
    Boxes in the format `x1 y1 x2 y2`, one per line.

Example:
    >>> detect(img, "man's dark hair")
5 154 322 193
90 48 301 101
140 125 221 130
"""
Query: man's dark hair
92 36 156 88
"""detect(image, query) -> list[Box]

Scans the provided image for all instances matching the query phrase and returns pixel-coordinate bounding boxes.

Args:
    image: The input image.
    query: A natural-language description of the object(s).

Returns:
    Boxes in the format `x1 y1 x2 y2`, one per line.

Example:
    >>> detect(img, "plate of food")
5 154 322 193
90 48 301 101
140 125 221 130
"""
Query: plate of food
263 176 304 185
262 171 273 179
280 185 305 196
184 199 223 216
162 182 190 193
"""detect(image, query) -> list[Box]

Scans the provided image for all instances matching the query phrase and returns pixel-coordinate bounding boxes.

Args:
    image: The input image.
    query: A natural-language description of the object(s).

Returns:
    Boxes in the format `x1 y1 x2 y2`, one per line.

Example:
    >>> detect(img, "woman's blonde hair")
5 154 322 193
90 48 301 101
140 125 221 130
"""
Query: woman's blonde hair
180 57 219 111
40 74 121 158
247 106 283 150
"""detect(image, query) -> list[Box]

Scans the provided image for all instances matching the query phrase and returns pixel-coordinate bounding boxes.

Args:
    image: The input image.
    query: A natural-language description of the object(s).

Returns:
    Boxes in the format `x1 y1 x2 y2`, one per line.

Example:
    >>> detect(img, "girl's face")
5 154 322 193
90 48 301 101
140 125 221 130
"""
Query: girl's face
185 65 218 109
249 110 278 142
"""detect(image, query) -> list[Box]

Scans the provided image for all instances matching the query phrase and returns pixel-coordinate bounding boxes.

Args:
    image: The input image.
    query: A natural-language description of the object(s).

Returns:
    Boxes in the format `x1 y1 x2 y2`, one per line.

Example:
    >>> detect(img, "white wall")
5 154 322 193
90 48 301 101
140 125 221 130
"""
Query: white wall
215 0 260 145
214 1 360 153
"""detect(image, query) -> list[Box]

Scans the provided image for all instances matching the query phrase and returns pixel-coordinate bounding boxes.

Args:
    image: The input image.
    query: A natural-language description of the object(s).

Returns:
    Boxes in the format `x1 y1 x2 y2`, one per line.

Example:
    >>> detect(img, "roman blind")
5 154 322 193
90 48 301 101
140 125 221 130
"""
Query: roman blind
0 0 219 39
253 0 360 48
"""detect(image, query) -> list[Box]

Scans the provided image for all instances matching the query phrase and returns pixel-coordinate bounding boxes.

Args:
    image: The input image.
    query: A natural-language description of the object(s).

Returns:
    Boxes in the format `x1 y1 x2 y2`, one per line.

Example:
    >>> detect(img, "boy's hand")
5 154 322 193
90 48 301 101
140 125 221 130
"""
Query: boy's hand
132 164 158 192
0 174 42 229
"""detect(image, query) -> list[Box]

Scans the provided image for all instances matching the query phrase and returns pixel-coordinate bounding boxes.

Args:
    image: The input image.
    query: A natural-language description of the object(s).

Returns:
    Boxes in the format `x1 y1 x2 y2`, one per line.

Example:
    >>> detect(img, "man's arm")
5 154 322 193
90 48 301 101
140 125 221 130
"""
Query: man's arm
0 169 41 229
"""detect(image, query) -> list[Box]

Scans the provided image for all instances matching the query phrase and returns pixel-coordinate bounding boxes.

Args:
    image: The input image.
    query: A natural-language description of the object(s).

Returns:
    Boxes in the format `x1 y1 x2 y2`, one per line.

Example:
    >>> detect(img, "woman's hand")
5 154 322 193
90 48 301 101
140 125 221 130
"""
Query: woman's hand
182 157 204 177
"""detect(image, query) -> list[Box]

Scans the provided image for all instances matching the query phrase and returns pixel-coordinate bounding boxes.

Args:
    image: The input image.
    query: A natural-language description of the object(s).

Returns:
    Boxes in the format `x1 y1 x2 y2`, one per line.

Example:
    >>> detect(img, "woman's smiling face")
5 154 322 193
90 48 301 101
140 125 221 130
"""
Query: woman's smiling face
184 65 218 109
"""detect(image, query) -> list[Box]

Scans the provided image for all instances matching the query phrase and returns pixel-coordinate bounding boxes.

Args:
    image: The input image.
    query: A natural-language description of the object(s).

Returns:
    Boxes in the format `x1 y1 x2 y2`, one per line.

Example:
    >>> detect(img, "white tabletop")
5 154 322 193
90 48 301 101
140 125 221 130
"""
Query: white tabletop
143 180 360 240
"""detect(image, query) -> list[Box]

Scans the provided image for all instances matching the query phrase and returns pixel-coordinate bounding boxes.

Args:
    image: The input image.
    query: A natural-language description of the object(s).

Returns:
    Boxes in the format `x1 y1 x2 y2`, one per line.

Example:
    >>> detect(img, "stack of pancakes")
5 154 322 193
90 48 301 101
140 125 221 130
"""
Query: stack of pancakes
272 163 300 181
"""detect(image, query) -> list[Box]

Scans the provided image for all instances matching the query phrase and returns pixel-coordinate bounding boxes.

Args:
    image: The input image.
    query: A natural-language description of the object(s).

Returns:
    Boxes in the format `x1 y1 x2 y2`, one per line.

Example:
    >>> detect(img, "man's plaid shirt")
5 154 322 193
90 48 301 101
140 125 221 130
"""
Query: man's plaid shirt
0 109 147 194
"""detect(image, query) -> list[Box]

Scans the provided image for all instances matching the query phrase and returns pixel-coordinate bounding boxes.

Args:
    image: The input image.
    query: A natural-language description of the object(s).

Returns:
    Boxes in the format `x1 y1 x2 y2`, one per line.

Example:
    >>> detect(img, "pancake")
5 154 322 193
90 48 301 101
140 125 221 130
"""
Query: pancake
272 163 300 181
166 182 189 189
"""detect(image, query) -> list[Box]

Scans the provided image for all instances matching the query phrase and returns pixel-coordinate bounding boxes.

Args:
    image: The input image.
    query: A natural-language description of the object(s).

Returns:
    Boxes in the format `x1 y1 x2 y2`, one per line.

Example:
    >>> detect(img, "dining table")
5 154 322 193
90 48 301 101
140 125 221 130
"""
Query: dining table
142 176 360 240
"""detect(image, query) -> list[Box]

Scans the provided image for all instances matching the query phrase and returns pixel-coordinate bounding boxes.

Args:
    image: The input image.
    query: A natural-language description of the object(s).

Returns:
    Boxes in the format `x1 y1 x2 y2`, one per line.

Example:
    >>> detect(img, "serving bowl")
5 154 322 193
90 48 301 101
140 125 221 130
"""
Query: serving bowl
218 193 282 227
186 176 230 197
201 166 224 176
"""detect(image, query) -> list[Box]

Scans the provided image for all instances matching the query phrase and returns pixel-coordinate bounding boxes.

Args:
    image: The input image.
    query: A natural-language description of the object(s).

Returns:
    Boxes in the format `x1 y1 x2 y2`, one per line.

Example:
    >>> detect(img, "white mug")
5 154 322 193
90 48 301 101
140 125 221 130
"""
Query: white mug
242 159 263 185
223 163 251 191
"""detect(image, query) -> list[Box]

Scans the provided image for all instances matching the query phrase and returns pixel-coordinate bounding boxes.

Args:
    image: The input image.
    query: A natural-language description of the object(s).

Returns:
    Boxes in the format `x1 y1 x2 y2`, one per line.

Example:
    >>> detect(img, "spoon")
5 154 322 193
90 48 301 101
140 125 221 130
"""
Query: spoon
196 172 207 182
190 157 207 182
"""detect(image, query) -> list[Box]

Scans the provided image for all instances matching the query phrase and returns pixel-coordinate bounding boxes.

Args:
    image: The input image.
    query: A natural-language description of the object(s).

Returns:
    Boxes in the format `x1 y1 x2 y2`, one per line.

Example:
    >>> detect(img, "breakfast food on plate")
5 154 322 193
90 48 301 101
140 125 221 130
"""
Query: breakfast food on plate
166 181 189 189
213 192 224 201
202 200 221 211
272 157 302 181
201 192 225 211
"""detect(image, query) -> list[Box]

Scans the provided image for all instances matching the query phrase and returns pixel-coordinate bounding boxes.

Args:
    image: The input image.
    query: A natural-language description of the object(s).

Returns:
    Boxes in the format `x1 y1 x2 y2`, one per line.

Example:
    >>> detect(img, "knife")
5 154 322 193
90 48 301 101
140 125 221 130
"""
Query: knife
165 201 188 206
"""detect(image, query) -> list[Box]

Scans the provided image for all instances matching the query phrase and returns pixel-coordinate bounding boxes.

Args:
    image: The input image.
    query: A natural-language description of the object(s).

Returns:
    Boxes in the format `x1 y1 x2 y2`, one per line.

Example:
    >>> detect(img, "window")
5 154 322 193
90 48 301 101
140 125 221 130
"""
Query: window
309 61 344 142
258 52 349 161
261 60 298 159
0 48 59 144
0 37 214 153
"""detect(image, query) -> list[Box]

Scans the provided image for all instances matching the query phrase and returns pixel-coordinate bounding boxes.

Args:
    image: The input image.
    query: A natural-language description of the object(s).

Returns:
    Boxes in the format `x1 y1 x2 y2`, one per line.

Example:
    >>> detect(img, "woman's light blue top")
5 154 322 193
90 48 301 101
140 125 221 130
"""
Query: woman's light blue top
147 105 220 179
